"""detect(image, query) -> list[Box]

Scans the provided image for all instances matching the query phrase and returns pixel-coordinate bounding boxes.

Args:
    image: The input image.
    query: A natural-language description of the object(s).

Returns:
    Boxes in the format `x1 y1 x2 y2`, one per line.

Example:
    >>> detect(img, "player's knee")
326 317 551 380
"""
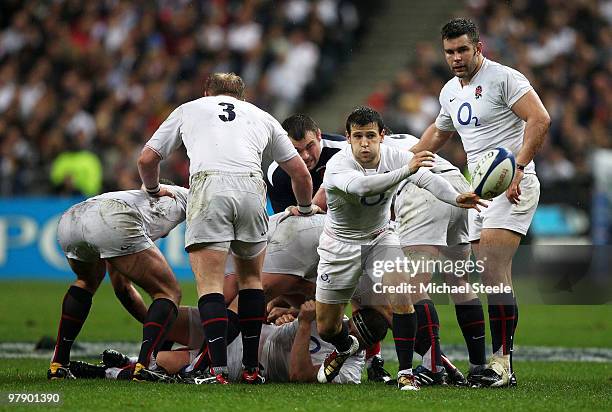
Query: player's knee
317 322 338 341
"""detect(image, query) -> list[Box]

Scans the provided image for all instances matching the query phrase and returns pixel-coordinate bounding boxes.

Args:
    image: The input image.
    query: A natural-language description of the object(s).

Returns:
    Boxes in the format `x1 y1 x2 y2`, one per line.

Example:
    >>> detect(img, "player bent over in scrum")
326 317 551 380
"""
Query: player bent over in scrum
315 107 485 391
387 134 482 386
49 185 188 382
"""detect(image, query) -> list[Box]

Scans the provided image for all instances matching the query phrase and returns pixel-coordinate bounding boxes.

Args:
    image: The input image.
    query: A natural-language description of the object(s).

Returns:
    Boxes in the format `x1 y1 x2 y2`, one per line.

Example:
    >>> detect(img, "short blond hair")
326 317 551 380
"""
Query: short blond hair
204 72 245 99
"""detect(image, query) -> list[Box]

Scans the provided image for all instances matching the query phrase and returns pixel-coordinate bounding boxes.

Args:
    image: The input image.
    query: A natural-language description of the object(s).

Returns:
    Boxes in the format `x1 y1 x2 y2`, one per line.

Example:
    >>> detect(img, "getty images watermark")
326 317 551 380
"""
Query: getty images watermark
370 255 513 295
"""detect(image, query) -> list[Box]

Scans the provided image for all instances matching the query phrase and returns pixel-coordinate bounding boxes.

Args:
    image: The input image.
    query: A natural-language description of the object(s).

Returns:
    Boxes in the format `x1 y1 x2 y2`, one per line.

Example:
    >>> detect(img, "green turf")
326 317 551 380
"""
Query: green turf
0 359 610 411
1 281 610 347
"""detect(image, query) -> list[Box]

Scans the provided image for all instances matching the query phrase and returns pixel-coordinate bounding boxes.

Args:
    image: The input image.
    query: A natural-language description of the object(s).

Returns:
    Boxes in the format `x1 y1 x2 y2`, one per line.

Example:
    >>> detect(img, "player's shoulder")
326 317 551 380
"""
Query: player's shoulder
384 133 419 149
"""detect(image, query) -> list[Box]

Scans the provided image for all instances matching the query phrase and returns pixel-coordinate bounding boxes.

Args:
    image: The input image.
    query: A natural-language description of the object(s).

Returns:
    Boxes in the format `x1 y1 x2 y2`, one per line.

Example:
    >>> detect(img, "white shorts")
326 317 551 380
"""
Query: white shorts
469 174 540 241
57 199 153 262
395 172 470 247
225 214 325 282
185 171 268 249
316 229 404 305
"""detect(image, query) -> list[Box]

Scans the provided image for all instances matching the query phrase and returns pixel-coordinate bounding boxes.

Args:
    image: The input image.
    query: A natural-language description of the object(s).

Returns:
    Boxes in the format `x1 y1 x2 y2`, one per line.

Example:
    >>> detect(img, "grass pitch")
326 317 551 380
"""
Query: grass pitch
1 280 611 411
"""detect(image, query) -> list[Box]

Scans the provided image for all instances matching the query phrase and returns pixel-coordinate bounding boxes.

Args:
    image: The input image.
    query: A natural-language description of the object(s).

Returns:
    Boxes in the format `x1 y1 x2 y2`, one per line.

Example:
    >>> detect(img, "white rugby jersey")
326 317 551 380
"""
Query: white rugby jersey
323 145 413 240
435 58 535 173
384 134 459 174
90 186 188 241
260 318 364 383
145 95 298 175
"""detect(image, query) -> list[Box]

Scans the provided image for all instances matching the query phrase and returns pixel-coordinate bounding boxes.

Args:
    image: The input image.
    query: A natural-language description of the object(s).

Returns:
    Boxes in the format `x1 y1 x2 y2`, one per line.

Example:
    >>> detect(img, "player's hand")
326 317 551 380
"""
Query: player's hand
279 205 323 223
456 192 488 212
141 184 175 199
506 169 524 204
409 151 435 174
298 300 316 324
267 306 298 323
274 313 296 326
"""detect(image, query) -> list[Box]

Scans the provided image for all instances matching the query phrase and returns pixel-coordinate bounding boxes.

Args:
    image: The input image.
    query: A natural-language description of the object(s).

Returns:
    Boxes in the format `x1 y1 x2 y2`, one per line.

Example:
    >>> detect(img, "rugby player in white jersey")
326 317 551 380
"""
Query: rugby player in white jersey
137 73 314 384
49 184 188 382
138 73 316 383
387 134 483 386
411 19 551 387
315 107 486 391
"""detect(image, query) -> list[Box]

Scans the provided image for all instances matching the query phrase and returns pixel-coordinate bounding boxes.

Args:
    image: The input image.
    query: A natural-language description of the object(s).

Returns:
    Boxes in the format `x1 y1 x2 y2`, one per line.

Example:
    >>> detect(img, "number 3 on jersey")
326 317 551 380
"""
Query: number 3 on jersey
457 102 481 127
218 102 236 122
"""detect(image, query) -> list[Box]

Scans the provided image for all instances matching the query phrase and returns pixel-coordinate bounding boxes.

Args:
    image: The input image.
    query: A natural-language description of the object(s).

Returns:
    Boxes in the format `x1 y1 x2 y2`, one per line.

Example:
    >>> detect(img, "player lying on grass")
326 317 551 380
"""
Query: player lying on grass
224 211 399 384
69 300 388 384
49 183 188 382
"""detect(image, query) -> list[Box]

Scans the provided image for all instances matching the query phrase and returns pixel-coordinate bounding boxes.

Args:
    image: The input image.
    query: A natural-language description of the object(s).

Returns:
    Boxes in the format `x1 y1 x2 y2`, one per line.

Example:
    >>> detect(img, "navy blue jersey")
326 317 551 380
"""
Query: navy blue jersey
266 133 346 213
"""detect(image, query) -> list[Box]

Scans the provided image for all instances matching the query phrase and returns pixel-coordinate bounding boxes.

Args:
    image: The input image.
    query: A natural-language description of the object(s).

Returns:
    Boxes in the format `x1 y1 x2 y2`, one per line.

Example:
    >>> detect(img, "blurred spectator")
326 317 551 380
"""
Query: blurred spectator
0 0 377 195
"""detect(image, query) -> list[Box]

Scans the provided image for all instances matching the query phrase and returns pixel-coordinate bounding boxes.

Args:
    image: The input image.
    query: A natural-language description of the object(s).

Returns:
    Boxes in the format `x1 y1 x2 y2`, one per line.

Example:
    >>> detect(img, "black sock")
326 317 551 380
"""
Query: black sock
455 298 486 366
137 298 178 367
238 289 265 368
227 310 241 344
392 312 417 371
320 322 353 353
488 293 515 357
160 340 175 352
197 293 228 369
52 286 92 365
510 296 518 373
414 300 442 372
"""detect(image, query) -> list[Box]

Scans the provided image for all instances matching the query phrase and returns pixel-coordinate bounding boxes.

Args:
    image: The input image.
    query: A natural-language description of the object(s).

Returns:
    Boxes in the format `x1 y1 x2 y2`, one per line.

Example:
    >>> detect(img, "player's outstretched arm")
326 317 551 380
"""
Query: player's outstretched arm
411 168 487 211
507 90 551 204
410 124 454 154
288 301 319 382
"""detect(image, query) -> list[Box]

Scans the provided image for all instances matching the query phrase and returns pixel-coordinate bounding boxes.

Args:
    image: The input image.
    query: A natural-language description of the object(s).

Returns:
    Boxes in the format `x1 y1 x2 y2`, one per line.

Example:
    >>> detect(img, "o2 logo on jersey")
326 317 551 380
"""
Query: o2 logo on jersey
360 194 387 206
320 273 330 283
309 337 321 354
218 102 236 122
457 102 481 127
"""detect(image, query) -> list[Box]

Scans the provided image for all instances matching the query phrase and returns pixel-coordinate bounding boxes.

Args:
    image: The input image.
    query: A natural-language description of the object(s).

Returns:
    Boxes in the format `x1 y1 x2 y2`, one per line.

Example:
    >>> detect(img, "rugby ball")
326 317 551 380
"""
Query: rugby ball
470 148 516 199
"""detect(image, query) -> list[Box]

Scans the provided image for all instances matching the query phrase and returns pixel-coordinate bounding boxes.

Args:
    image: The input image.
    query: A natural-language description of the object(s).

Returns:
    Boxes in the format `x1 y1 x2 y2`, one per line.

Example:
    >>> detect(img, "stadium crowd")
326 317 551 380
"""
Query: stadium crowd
368 0 611 194
0 0 372 196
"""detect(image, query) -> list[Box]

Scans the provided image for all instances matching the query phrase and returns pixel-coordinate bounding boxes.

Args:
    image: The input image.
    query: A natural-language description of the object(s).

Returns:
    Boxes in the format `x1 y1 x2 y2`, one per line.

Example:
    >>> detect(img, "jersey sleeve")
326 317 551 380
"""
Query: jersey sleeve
435 99 456 132
267 116 298 164
502 66 534 108
145 106 183 159
323 156 363 193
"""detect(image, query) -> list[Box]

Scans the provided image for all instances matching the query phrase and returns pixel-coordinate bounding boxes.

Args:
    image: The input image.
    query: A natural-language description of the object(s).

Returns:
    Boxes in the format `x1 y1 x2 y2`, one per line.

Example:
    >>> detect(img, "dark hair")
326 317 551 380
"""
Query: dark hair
345 106 384 134
204 72 245 99
352 308 388 347
282 114 319 141
441 18 479 44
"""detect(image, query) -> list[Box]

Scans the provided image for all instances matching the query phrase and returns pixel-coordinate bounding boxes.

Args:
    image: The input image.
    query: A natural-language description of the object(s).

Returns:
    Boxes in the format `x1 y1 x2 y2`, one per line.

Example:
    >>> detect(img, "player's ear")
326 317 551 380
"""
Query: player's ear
475 41 483 55
316 128 322 141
